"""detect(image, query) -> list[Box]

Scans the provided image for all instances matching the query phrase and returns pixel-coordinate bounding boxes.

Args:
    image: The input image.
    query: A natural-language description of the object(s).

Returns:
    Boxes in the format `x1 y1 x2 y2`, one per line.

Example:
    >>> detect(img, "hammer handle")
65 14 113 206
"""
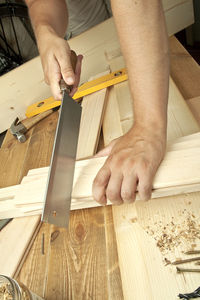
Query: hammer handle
22 109 53 130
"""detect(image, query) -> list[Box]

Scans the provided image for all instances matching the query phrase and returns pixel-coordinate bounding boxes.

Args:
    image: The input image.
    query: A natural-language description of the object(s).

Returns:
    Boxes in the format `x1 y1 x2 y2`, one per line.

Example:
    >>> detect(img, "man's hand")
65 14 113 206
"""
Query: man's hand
38 31 83 100
92 124 166 205
25 0 83 100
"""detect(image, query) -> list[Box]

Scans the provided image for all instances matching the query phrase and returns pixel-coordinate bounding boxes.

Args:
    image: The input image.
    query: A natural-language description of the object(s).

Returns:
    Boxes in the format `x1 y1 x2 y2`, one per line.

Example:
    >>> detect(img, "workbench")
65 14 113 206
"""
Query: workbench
1 17 200 300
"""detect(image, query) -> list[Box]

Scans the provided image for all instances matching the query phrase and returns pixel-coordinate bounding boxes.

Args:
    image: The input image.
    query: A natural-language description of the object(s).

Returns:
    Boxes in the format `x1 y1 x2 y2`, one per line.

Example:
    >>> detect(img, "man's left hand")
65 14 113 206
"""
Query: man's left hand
92 124 166 205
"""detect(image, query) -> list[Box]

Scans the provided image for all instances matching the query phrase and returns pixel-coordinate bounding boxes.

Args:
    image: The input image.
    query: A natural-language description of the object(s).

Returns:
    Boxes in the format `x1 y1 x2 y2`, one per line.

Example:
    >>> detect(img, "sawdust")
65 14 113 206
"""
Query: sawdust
144 209 200 256
0 283 13 300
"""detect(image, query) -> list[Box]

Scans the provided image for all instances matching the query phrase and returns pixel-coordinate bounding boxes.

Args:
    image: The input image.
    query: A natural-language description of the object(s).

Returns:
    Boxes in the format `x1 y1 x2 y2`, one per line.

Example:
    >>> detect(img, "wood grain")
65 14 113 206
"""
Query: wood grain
102 47 200 300
0 122 42 278
187 96 200 124
15 112 58 295
170 36 200 100
77 88 108 159
108 55 200 140
0 216 41 277
44 82 110 299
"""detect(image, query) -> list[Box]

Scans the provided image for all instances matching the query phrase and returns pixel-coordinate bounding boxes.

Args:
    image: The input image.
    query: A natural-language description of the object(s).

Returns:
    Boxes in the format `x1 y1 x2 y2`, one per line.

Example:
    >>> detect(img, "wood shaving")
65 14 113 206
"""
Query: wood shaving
144 210 200 255
0 283 13 300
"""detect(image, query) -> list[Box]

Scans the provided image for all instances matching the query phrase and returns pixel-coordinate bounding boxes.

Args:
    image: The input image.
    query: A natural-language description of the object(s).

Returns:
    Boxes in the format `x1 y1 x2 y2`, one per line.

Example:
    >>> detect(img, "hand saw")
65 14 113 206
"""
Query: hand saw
42 51 82 228
25 68 128 118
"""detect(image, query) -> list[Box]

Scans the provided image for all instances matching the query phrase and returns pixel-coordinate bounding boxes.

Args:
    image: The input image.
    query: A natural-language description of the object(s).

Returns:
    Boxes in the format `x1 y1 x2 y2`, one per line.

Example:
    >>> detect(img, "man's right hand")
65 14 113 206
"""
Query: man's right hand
38 31 83 100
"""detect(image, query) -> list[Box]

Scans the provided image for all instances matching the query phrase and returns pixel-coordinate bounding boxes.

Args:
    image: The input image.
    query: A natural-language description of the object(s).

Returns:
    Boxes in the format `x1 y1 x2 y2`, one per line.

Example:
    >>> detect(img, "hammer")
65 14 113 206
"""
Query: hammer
10 109 55 143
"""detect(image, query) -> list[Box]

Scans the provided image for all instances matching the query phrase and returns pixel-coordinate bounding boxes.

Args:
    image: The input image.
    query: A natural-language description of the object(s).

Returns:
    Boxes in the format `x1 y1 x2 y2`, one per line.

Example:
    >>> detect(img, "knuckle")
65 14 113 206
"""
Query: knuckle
44 76 49 85
141 183 151 193
121 190 134 201
93 170 108 187
61 66 73 75
108 154 123 169
140 159 151 171
106 189 119 202
93 176 105 187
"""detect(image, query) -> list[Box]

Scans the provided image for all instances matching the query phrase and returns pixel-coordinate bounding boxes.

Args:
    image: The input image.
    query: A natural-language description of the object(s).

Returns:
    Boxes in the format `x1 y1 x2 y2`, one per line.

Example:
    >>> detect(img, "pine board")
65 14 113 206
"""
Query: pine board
101 55 200 300
44 86 111 299
1 137 200 219
170 36 200 100
187 96 200 124
77 76 109 159
108 55 200 140
0 112 58 280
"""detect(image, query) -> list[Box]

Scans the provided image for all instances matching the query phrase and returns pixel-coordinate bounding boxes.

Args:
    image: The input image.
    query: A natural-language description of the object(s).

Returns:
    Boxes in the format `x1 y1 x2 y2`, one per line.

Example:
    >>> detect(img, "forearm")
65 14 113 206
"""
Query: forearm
111 0 169 131
25 0 68 45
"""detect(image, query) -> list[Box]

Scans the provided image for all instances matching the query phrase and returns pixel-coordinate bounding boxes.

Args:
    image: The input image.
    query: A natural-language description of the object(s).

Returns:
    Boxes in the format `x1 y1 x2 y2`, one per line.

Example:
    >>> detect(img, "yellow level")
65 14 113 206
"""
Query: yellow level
26 68 128 118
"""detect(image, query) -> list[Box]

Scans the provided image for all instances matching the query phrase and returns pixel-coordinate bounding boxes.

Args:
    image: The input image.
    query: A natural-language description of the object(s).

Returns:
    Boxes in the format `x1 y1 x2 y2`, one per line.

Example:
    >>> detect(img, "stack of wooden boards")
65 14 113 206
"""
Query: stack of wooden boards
0 129 200 220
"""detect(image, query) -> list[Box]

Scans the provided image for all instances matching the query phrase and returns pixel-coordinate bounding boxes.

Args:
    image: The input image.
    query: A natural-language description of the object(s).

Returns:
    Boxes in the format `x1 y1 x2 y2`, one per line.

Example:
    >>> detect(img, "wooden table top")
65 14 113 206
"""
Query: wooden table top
0 36 200 299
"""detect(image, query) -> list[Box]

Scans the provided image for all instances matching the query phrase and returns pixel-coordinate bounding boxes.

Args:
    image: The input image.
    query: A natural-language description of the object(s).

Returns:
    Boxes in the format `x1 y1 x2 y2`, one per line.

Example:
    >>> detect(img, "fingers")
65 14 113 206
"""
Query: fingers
69 54 83 97
121 173 138 203
47 56 62 100
93 158 154 206
92 166 111 205
41 36 83 99
137 170 153 201
56 48 75 86
106 173 123 205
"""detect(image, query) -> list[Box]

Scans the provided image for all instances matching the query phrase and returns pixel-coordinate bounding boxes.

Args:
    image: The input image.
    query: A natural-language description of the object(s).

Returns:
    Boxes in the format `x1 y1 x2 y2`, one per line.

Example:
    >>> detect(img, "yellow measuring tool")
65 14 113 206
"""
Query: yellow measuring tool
26 68 128 118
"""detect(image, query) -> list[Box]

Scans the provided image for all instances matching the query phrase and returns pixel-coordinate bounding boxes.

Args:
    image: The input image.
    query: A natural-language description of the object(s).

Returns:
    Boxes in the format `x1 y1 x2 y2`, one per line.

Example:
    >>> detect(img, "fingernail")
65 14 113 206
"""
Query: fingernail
66 77 74 85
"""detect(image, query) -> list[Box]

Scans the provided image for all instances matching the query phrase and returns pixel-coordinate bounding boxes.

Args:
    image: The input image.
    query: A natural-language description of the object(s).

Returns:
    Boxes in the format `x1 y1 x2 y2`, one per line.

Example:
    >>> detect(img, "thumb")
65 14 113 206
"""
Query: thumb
95 138 118 157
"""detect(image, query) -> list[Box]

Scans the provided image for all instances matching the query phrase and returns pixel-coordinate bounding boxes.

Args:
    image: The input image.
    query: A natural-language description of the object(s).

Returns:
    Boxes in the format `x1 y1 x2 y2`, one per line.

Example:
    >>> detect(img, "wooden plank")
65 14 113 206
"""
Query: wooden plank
167 78 200 141
0 216 41 277
187 96 200 124
103 86 123 145
2 139 200 218
45 209 109 300
16 223 53 298
108 55 200 140
15 112 58 289
102 54 200 299
44 81 109 299
0 122 42 278
164 0 194 36
77 88 108 159
0 1 194 133
170 36 200 100
104 206 124 300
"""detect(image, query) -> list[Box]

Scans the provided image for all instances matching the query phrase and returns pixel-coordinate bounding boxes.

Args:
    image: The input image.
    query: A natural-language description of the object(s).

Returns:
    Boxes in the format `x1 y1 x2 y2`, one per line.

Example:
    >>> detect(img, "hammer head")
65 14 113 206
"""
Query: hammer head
10 117 27 143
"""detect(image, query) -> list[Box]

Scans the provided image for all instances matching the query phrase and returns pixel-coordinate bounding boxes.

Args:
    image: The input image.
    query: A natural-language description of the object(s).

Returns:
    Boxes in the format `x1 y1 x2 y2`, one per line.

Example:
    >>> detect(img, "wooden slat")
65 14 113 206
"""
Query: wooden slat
164 0 194 36
187 96 200 124
77 88 108 159
170 36 200 100
0 121 43 277
0 216 41 276
1 136 200 218
108 55 200 140
15 112 58 291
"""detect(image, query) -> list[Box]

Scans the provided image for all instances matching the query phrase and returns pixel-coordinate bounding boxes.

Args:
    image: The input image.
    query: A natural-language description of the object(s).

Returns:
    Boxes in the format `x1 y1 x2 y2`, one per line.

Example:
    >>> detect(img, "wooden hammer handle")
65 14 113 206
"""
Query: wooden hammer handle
22 109 53 130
